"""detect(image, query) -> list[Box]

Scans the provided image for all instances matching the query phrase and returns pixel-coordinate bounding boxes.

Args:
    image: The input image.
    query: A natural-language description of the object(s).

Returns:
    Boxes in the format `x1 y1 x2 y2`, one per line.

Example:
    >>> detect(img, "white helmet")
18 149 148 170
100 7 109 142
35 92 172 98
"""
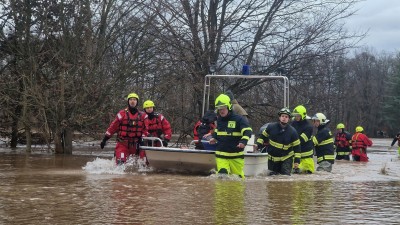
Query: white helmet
312 113 329 125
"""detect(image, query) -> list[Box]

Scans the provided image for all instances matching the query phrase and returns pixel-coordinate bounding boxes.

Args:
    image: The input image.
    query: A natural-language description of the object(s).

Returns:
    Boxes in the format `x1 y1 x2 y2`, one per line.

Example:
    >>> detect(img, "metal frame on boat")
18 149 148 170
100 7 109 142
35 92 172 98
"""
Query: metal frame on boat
141 74 290 176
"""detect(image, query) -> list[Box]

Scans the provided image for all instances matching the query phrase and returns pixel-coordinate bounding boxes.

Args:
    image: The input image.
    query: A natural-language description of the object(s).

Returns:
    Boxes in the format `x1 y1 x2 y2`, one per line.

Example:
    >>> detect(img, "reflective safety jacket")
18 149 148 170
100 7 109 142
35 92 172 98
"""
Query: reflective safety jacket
212 112 252 153
312 125 335 164
147 113 172 141
291 119 314 160
351 132 372 150
105 108 149 141
334 131 352 155
257 122 301 163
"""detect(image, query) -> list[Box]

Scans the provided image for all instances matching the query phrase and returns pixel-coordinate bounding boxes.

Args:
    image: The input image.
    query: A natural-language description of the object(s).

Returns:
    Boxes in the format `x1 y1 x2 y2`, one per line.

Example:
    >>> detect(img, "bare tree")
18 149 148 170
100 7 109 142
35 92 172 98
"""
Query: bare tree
0 0 159 152
144 0 362 131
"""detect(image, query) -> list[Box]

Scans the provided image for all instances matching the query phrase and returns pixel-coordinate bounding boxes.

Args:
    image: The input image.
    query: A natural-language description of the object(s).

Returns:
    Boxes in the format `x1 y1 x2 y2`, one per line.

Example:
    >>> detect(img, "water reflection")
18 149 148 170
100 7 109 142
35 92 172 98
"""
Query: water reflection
1 139 400 224
290 181 318 225
214 180 245 225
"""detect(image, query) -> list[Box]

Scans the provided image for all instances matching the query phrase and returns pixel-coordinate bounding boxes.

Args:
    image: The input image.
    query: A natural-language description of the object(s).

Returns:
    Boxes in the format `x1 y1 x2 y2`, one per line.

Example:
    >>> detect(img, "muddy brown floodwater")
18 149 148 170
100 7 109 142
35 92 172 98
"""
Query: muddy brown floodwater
1 138 399 224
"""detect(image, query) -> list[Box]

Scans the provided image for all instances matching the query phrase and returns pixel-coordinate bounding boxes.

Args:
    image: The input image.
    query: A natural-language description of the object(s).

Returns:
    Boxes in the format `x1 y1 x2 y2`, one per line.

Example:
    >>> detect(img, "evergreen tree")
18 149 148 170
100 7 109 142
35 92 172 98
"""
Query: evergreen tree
383 54 400 134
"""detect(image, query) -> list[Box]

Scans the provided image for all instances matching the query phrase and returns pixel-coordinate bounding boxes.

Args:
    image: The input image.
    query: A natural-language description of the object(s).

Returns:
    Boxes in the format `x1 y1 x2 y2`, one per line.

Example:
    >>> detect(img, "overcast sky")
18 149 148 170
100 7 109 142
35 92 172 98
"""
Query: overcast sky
344 0 400 54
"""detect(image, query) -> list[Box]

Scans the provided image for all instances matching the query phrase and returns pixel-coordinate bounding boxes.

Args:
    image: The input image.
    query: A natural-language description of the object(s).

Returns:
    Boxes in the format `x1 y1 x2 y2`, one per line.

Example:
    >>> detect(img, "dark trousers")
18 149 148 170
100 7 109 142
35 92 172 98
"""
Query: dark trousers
268 156 293 175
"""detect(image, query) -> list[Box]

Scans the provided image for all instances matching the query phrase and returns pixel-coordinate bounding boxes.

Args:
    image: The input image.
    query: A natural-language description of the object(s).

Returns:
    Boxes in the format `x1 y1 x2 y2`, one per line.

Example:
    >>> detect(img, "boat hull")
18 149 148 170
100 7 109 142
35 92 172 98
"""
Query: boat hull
141 146 268 176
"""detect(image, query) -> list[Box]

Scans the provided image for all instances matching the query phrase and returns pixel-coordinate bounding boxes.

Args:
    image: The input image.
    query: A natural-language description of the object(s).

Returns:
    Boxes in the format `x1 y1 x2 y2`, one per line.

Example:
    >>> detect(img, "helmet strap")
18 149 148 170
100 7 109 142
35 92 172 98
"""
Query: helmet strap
128 105 137 114
279 121 288 127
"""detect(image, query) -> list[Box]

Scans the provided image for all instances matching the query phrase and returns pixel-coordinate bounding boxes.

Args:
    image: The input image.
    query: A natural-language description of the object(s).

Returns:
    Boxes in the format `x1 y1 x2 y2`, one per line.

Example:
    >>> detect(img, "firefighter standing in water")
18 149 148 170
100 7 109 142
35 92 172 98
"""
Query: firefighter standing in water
390 132 400 156
143 100 172 147
256 108 301 176
334 123 352 160
291 105 315 174
351 126 373 162
312 113 335 172
100 93 149 165
209 94 252 178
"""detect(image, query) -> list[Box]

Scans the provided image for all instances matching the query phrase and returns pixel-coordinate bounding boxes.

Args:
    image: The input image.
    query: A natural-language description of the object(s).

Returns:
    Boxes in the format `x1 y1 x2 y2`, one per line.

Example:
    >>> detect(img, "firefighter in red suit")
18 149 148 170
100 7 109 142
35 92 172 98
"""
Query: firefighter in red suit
351 126 373 162
143 100 172 147
100 93 149 165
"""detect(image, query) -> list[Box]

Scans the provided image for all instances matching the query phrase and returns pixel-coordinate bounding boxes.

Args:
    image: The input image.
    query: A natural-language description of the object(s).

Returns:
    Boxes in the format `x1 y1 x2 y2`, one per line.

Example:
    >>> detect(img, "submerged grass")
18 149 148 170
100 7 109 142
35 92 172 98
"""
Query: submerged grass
380 163 388 175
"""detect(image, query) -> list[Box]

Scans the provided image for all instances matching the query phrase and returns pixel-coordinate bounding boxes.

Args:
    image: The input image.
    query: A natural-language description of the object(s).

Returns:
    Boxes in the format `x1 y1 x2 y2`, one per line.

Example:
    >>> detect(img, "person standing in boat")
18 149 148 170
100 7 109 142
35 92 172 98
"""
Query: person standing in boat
334 123 352 160
142 100 172 147
100 92 149 165
224 90 249 122
256 108 301 175
193 110 217 150
351 126 372 162
291 105 315 174
311 113 335 172
209 94 252 178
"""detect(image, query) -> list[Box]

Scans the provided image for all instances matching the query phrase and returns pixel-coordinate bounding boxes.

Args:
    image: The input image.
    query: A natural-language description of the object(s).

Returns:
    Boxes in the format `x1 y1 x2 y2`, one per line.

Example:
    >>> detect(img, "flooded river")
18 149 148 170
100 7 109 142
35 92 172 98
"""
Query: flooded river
1 138 400 224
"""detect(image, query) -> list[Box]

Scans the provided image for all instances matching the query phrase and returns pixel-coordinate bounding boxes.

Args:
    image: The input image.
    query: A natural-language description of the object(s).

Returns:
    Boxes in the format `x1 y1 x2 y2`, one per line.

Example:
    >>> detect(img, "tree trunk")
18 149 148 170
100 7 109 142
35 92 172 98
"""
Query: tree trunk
10 105 21 148
25 126 32 152
63 128 73 154
54 130 64 154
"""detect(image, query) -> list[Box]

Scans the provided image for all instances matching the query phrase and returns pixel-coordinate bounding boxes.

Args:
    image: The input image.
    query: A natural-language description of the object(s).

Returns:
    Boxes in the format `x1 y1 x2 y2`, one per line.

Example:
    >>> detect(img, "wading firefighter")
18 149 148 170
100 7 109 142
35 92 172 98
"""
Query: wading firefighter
257 108 301 176
351 126 372 162
209 94 252 178
143 100 172 147
291 105 315 174
100 92 149 165
312 113 335 172
334 123 352 160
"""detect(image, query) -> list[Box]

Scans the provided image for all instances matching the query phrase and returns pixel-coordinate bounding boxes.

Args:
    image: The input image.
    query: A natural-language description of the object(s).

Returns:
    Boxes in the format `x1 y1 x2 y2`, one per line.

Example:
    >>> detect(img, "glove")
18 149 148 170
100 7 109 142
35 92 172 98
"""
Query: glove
257 143 263 152
162 139 169 147
100 136 110 149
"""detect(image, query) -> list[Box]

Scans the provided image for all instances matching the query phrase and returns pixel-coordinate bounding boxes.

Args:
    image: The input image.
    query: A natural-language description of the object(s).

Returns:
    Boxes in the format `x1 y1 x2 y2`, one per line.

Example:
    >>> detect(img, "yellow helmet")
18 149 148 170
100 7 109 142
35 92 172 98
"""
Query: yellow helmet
292 105 307 120
215 94 232 110
127 92 139 100
143 100 155 109
337 123 345 129
312 113 329 125
355 126 364 133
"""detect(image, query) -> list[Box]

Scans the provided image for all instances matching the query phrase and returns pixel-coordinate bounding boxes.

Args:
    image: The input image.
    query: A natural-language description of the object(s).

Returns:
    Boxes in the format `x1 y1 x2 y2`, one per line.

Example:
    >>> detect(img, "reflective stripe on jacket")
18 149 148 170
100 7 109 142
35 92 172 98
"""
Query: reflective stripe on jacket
257 122 301 163
312 125 335 164
212 111 252 153
291 119 314 159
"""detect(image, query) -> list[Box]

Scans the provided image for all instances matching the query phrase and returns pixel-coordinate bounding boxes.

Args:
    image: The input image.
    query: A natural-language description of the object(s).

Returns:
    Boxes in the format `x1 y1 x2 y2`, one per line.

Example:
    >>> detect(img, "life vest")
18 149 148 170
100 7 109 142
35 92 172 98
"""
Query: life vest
118 109 145 139
147 113 163 137
335 132 350 148
351 133 367 149
193 121 202 141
